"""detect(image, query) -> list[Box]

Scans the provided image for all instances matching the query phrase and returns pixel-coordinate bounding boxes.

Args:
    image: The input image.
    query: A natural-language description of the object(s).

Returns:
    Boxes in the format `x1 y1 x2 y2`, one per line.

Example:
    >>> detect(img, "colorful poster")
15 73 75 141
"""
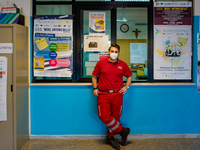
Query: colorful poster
198 45 200 68
198 69 200 92
154 2 192 25
154 26 192 79
89 12 105 35
84 35 108 52
34 15 73 77
0 57 7 121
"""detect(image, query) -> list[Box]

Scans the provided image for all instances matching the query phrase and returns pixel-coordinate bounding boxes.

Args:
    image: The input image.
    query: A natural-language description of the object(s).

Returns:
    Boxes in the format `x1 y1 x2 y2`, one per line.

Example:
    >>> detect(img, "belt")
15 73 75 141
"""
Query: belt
102 90 119 93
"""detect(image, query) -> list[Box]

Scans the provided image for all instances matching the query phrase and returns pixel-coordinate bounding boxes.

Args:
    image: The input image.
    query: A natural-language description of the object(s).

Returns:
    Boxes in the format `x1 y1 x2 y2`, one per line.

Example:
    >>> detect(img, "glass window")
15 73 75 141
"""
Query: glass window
117 7 148 81
77 0 110 1
153 0 188 1
34 5 73 82
36 0 71 1
36 5 72 15
82 10 111 77
115 0 149 1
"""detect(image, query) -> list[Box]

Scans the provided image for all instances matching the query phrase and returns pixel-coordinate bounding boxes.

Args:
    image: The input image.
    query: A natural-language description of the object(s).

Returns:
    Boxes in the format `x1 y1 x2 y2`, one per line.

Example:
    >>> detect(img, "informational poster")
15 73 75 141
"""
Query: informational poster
130 43 147 64
89 12 105 35
198 45 200 68
154 2 192 80
34 15 73 77
0 57 7 121
84 35 108 52
154 2 192 26
198 69 200 92
154 26 191 79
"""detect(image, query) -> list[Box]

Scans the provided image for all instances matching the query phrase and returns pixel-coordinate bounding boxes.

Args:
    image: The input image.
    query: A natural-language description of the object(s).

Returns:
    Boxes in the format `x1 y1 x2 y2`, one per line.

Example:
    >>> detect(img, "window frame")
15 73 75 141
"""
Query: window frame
32 0 193 83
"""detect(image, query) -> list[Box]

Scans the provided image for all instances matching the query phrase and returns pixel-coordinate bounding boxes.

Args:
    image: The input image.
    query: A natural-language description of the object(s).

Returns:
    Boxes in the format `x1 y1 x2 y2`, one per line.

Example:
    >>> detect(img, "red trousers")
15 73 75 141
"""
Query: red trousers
98 92 123 137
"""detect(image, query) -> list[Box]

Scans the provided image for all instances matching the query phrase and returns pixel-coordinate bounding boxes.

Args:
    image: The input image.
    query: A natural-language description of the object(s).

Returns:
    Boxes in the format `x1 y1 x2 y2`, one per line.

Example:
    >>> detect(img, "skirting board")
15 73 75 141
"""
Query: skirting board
29 134 200 139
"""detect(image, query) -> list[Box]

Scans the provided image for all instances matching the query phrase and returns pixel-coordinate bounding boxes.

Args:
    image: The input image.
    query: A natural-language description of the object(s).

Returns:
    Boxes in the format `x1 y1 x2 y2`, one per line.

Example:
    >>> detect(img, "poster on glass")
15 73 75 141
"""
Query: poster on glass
154 2 192 26
154 26 192 79
89 12 105 35
84 35 108 52
198 69 200 92
34 15 73 77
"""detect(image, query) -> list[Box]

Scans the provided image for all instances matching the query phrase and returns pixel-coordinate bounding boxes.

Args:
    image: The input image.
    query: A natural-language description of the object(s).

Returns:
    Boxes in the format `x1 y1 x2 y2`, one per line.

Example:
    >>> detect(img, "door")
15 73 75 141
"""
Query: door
0 26 14 150
75 6 113 81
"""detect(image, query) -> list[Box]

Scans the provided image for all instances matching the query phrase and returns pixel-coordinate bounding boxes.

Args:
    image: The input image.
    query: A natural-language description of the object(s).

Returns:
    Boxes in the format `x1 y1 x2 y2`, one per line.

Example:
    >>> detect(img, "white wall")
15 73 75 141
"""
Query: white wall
0 0 32 17
194 0 200 16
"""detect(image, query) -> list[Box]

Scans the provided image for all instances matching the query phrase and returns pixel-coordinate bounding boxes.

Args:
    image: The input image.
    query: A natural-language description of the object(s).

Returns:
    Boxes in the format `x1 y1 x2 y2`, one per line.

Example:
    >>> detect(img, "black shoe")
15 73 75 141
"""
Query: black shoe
107 136 120 150
119 127 130 146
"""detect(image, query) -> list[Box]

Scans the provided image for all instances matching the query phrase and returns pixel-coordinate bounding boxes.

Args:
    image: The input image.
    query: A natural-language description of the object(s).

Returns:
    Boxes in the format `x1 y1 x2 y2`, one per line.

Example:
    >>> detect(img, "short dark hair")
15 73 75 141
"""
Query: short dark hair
109 44 120 52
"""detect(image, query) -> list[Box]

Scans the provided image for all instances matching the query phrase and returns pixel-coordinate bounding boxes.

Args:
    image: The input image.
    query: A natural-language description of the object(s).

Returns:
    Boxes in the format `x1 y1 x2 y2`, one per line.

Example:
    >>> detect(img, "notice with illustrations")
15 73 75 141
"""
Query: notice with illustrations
89 12 105 35
154 26 192 79
198 45 200 68
0 57 7 121
84 35 108 52
34 15 73 77
198 69 200 92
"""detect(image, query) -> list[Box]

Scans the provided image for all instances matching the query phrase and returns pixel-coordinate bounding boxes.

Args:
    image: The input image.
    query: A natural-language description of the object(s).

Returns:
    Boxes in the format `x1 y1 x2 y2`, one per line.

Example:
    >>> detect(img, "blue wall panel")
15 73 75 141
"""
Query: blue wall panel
30 85 200 135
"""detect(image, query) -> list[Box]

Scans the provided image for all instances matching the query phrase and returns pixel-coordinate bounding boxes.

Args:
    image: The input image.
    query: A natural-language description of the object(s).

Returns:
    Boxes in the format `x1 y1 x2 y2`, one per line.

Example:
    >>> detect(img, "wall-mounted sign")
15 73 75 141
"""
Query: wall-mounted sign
0 56 7 121
198 69 200 92
154 2 192 25
154 26 192 79
34 15 73 77
0 43 13 54
154 2 192 80
84 35 108 52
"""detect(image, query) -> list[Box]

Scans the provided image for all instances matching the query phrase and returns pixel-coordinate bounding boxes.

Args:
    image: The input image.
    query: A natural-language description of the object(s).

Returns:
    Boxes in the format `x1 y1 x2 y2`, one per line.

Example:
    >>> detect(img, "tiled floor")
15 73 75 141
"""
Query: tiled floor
21 138 200 150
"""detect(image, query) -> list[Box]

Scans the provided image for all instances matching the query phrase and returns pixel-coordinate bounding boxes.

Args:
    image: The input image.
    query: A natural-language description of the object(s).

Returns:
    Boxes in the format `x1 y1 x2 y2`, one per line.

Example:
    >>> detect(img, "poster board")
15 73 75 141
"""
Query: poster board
89 12 105 35
34 15 73 77
0 56 7 121
154 2 192 80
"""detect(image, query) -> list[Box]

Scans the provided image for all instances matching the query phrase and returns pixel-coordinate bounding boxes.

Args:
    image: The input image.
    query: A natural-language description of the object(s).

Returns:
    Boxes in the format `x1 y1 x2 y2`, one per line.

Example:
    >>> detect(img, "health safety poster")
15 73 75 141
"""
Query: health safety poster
34 15 73 77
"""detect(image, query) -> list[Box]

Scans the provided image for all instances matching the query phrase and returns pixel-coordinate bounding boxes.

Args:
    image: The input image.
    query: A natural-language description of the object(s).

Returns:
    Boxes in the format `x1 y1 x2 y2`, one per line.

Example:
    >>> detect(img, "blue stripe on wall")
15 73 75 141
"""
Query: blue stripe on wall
30 84 200 135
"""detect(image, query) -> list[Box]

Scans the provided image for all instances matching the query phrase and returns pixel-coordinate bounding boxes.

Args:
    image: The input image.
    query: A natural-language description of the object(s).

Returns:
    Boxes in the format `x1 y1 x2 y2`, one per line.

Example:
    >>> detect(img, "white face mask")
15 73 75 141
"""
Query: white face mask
110 53 118 60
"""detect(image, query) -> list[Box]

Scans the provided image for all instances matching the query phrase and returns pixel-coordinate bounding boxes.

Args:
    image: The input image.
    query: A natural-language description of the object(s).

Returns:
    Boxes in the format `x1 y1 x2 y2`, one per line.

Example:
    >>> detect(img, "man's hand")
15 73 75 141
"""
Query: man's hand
93 89 99 96
119 87 127 95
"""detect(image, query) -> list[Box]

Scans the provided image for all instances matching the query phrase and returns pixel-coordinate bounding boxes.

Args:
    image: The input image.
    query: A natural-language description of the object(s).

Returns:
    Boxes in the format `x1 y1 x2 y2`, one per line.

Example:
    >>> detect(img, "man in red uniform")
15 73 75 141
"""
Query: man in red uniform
92 44 132 150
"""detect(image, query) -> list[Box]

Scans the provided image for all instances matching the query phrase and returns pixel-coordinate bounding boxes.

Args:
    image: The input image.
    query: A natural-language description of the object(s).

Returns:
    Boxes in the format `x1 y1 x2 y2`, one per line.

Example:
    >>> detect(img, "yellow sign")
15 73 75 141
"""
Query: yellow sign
35 38 48 50
34 57 44 71
56 44 71 51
